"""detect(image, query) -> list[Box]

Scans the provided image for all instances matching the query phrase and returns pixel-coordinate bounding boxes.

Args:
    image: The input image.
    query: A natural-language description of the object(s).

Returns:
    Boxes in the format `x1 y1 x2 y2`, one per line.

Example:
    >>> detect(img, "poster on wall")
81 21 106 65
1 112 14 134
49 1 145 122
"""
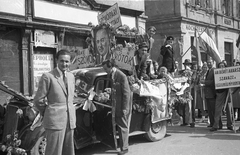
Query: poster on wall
33 54 54 92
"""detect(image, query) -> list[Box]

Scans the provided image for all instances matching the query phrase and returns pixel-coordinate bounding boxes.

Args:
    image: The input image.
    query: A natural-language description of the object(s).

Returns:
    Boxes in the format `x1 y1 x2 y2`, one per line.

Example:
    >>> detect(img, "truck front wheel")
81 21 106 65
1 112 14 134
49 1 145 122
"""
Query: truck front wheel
29 135 46 155
144 115 167 141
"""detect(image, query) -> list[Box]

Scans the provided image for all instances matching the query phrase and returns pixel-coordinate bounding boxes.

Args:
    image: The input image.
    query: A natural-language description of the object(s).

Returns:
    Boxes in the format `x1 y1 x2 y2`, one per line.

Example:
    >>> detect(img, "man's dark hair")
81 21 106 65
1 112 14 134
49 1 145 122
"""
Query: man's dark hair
56 49 71 59
102 59 115 68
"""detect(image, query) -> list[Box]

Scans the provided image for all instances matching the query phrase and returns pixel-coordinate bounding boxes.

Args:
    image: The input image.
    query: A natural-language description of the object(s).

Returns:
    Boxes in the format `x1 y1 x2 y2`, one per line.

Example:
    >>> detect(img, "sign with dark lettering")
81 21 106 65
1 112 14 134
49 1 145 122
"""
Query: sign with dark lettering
97 3 122 29
70 48 96 70
214 66 240 89
112 46 135 71
33 54 54 92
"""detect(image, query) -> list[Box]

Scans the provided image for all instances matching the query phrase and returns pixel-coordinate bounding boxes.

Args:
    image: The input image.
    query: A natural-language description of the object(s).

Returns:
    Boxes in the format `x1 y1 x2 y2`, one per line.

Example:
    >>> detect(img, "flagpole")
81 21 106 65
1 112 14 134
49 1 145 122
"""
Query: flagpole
181 27 207 58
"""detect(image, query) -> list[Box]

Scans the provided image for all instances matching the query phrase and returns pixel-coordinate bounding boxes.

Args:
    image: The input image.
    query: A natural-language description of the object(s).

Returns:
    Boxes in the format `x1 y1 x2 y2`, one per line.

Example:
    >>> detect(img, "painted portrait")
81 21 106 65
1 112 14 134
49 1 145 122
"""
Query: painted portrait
93 25 112 64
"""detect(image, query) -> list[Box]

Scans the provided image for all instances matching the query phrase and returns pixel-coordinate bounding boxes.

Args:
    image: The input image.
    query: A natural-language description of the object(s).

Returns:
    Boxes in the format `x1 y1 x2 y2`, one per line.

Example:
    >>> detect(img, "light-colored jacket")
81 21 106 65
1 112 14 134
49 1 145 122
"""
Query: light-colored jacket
34 68 76 130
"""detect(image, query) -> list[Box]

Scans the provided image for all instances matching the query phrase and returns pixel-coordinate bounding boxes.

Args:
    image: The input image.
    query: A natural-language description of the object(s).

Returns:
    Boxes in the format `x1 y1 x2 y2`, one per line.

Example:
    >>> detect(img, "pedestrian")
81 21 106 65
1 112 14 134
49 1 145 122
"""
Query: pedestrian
200 58 216 128
210 61 233 131
34 49 76 155
160 36 175 73
102 60 132 155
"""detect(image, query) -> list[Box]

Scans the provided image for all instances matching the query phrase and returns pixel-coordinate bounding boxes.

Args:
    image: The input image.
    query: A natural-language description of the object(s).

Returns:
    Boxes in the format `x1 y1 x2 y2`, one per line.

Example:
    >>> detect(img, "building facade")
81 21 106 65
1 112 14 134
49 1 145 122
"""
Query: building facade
145 0 240 69
0 0 146 102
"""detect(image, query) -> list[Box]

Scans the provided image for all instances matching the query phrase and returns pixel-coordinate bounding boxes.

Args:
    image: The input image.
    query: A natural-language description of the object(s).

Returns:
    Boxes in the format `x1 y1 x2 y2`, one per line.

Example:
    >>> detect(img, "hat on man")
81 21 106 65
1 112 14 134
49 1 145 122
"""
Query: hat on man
166 36 174 41
183 59 192 65
139 42 149 49
148 26 156 32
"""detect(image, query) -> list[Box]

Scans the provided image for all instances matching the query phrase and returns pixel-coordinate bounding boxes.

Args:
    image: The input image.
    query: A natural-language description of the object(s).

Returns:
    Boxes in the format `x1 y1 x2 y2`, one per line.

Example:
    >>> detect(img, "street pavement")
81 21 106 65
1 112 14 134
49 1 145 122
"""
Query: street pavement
76 116 240 155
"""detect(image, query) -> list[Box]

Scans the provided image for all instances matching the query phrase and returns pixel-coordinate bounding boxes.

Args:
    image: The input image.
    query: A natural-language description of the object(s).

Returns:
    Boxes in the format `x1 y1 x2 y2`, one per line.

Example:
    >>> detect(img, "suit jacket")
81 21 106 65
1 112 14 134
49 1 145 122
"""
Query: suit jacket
34 68 76 130
160 45 175 73
112 69 132 117
96 51 111 64
204 68 216 99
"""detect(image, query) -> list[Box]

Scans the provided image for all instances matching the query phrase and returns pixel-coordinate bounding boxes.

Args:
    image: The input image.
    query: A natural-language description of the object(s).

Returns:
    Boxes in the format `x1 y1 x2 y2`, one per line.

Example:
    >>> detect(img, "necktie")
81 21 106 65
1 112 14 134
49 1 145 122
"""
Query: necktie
63 71 68 90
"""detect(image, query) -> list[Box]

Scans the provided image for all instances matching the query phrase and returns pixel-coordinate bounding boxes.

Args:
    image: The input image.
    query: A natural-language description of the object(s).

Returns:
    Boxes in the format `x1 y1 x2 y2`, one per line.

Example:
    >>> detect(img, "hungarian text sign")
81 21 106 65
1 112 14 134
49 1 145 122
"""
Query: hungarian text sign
112 47 135 71
97 3 122 29
214 66 240 89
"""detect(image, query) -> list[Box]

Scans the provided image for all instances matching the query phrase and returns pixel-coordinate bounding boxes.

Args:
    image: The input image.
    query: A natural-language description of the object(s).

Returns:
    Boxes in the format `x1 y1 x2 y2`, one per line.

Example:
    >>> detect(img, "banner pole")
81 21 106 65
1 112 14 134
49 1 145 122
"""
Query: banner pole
229 89 236 133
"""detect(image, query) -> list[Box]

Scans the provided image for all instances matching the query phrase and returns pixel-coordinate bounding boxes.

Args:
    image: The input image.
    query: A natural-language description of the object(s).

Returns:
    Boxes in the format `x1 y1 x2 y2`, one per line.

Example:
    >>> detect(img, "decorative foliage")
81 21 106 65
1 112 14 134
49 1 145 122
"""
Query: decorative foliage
0 131 26 155
93 88 111 103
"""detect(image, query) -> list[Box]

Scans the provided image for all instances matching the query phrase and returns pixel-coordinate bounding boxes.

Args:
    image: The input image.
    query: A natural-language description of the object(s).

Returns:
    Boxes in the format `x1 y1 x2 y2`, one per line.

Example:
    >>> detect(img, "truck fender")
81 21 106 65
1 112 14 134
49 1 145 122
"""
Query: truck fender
18 124 45 151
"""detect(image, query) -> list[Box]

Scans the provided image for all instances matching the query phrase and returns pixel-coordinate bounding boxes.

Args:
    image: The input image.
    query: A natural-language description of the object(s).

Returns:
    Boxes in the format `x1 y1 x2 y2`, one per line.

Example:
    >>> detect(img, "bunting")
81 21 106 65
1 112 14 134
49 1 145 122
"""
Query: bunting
199 28 222 64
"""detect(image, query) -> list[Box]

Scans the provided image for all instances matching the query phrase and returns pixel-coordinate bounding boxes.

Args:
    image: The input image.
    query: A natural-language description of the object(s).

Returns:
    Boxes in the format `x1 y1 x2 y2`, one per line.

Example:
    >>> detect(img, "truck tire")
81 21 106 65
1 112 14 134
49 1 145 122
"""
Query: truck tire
144 115 167 141
29 135 46 155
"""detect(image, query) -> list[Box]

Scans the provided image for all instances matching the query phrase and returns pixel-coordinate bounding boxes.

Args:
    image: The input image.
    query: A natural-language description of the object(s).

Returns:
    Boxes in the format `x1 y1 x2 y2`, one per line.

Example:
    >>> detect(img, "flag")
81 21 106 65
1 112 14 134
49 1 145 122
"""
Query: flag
236 33 240 62
192 28 201 66
199 27 222 64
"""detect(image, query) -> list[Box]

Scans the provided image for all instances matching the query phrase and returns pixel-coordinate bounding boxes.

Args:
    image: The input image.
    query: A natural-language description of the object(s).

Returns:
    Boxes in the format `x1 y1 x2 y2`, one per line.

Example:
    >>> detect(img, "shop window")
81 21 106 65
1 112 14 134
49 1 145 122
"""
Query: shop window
224 42 233 66
0 27 21 103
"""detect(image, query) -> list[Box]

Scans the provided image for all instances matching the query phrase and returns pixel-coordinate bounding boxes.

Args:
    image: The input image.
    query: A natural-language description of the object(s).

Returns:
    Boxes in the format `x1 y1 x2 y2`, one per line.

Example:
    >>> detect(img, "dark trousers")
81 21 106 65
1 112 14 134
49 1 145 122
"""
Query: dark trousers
206 98 216 126
115 114 130 151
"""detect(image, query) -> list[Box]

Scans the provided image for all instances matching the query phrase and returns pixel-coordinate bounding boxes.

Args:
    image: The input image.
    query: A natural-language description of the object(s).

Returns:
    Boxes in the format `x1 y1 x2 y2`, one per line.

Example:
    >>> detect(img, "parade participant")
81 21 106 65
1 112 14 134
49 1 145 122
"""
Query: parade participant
149 60 160 79
210 61 233 131
232 60 240 121
34 49 76 155
196 62 208 122
178 59 193 126
102 60 132 155
96 28 111 63
135 42 150 80
135 26 156 58
173 60 180 77
160 36 175 73
200 58 216 128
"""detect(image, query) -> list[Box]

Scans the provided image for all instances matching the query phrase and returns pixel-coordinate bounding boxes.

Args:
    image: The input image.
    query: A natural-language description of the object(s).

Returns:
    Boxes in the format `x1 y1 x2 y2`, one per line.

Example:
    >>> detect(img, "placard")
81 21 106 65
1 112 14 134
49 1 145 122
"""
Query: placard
214 66 240 89
97 3 122 29
112 47 135 71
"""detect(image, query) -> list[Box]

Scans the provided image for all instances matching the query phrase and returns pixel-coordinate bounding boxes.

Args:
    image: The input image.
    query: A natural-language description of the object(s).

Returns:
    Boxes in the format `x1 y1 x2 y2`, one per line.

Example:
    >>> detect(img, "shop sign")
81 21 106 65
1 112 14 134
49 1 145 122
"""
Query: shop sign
214 66 240 89
112 46 135 71
223 17 232 27
185 24 214 35
33 54 54 92
34 30 56 48
98 3 122 29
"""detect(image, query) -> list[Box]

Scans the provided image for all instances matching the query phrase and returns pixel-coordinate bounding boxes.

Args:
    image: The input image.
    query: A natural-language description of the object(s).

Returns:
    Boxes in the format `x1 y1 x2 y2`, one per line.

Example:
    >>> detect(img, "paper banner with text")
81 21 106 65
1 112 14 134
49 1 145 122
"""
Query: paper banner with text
214 66 240 89
97 3 122 29
112 47 135 71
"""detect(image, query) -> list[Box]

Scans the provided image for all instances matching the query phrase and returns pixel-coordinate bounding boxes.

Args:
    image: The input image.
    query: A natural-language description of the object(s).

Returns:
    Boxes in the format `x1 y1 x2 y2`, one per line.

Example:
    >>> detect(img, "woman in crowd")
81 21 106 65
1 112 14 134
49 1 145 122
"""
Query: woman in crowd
195 62 208 122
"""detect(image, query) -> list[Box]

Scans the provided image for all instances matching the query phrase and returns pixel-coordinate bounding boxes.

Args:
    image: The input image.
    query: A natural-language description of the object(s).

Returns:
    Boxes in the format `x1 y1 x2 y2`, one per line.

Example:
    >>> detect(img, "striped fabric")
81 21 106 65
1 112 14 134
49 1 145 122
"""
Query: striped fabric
199 28 222 64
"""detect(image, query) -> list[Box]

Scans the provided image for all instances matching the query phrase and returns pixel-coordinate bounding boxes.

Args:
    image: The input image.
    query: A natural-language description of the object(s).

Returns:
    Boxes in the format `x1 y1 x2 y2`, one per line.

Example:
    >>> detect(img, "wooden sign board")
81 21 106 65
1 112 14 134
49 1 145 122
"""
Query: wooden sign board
214 66 240 89
97 3 122 29
112 47 135 71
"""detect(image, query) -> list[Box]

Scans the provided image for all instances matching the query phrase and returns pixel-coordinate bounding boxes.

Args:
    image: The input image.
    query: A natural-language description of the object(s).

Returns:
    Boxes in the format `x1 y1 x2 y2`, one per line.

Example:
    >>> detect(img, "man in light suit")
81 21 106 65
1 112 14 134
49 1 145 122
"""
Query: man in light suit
34 49 76 155
135 26 156 59
102 60 132 155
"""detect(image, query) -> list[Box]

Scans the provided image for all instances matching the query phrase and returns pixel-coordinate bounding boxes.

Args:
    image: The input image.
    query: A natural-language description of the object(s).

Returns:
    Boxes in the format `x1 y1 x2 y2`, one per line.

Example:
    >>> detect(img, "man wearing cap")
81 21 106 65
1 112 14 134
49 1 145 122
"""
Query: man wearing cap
135 26 156 58
160 36 175 73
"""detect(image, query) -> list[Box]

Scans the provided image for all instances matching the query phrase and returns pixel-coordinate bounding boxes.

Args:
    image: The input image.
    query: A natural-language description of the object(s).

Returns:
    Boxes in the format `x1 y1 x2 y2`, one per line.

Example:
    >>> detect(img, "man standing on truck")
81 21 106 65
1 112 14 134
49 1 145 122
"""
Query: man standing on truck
34 49 76 155
102 60 132 155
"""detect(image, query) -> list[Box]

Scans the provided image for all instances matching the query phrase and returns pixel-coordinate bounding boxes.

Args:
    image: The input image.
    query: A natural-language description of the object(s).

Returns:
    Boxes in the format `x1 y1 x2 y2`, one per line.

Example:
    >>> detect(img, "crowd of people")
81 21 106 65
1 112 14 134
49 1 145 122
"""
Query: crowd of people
134 26 240 133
